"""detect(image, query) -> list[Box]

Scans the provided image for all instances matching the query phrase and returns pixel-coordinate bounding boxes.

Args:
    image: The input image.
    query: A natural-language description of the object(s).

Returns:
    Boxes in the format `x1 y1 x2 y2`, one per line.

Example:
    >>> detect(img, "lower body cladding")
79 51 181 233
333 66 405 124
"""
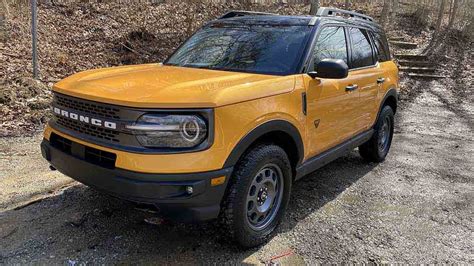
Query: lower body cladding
40 134 233 222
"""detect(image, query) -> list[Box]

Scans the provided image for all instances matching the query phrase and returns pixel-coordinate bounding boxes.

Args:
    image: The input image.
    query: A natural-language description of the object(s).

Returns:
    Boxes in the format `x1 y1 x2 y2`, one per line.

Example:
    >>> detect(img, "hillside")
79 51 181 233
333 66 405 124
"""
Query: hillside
0 1 472 136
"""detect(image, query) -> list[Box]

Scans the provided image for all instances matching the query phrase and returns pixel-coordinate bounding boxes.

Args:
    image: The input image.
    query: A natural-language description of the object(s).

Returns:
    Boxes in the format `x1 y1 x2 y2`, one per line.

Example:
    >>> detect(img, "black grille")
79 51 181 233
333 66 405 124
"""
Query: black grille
50 133 72 154
55 94 120 120
50 93 214 153
56 116 120 143
50 133 116 169
84 147 116 169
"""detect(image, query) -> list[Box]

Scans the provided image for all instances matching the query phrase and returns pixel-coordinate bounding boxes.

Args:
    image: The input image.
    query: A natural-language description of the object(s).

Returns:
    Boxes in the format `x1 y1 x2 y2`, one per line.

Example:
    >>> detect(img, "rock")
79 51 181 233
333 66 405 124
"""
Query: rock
144 217 164 226
0 86 11 104
68 212 88 227
27 97 51 110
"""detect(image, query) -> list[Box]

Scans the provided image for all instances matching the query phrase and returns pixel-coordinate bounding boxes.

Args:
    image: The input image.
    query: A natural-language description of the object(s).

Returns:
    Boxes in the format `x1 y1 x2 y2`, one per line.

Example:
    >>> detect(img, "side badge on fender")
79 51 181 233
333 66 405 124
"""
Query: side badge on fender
314 119 320 128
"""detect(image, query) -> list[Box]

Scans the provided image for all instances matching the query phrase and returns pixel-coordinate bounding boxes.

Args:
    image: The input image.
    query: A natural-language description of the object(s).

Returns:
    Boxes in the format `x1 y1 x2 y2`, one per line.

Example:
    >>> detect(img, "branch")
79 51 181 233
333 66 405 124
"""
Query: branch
119 42 149 58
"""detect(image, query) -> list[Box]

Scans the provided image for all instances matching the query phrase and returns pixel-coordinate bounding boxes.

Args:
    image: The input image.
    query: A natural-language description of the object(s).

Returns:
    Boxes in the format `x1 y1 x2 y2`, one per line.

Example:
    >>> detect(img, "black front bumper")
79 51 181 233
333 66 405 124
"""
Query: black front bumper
40 138 232 222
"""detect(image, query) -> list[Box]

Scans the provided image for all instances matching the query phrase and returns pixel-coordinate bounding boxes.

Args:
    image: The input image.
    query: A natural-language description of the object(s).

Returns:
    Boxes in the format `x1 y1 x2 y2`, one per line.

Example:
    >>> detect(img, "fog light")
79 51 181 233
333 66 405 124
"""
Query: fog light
186 186 193 194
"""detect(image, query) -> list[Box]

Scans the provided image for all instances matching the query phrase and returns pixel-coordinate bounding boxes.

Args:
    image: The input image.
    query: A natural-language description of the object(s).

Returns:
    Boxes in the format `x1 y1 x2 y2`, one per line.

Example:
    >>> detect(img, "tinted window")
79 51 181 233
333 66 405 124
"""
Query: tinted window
349 28 374 68
370 31 390 62
165 25 311 75
312 26 348 67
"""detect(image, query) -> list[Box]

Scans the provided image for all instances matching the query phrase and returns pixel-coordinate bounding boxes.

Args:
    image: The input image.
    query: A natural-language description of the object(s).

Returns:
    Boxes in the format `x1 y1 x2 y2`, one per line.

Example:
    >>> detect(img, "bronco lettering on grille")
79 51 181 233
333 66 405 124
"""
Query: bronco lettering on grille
53 107 117 130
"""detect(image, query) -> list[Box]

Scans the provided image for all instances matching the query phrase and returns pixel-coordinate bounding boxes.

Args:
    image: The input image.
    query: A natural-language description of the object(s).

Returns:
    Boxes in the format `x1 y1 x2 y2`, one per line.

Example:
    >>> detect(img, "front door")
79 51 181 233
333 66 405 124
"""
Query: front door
304 26 360 157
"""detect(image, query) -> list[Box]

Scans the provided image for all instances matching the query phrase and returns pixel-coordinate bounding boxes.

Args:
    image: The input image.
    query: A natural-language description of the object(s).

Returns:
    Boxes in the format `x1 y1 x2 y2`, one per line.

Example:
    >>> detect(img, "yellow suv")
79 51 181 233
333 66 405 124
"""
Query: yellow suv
41 8 399 247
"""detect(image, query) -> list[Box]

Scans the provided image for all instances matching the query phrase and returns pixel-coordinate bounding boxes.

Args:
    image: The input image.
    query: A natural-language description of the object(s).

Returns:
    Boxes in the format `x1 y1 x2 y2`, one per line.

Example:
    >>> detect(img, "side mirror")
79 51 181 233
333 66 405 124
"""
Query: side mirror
308 59 349 79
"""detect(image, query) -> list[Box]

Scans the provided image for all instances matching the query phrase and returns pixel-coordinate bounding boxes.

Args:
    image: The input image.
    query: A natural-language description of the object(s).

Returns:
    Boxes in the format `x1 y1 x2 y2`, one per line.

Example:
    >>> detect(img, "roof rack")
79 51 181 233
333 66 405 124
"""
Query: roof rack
219 10 277 19
316 7 374 22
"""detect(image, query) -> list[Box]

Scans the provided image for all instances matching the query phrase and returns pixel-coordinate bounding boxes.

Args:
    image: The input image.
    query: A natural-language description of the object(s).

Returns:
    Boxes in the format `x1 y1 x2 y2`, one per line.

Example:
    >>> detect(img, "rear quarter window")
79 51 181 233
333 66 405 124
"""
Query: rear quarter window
370 31 391 62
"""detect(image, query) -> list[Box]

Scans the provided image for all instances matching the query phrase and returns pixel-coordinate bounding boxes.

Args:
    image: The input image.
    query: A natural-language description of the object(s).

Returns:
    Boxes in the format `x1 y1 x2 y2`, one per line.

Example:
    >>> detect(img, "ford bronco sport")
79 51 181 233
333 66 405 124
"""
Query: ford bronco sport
40 8 399 247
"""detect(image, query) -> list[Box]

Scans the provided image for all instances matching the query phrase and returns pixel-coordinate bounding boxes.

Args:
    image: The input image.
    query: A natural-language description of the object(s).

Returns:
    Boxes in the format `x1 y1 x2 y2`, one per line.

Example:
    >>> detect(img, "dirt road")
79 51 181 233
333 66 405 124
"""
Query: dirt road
0 79 472 264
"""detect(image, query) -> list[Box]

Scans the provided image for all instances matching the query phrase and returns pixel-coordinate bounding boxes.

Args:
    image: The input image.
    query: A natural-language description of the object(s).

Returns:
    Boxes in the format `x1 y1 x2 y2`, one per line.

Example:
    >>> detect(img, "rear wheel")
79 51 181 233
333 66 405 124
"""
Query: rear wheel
359 105 394 162
220 144 292 248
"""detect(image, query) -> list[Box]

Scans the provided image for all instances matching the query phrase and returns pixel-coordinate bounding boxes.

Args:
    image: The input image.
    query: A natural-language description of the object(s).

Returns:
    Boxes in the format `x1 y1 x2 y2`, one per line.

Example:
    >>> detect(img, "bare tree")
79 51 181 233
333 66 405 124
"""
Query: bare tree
380 0 392 27
465 1 474 37
424 0 448 54
415 0 429 26
2 0 10 17
433 0 447 35
447 0 459 29
390 0 398 21
310 0 320 15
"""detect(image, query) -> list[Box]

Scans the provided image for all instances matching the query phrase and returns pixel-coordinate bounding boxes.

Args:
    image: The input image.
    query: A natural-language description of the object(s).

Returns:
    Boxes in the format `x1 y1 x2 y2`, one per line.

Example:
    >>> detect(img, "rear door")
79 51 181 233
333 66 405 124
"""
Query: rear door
347 27 381 131
369 30 395 124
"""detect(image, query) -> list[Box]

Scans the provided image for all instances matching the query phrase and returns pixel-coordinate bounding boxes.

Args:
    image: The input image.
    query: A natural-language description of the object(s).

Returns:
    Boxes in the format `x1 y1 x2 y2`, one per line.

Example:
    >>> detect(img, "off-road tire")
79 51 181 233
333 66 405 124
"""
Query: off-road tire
359 105 394 162
219 144 292 248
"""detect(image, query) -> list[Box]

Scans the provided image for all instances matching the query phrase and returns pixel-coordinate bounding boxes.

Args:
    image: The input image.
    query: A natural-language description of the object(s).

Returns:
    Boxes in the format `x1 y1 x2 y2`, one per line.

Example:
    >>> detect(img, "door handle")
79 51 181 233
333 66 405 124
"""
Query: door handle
346 84 358 91
377 77 386 84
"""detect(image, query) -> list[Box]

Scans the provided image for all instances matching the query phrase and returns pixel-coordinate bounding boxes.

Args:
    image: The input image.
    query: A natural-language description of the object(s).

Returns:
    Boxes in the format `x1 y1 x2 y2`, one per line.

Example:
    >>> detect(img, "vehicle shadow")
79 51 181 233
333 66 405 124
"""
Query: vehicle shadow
282 151 376 231
0 151 375 264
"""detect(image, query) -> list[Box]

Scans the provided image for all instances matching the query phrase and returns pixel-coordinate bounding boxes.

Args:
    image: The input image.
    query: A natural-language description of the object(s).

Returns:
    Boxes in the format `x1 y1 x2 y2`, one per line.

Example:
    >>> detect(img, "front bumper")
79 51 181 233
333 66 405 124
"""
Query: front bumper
40 138 232 222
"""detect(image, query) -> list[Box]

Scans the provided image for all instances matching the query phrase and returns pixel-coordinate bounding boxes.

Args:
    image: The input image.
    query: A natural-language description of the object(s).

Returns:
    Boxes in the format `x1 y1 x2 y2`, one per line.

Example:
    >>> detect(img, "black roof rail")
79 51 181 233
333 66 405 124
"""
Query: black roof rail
219 10 277 19
316 7 374 22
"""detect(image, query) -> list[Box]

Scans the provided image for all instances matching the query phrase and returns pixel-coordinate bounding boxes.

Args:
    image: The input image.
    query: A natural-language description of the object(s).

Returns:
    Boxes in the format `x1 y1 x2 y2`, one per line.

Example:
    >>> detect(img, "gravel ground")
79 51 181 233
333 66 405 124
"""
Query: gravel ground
0 134 73 211
0 79 473 264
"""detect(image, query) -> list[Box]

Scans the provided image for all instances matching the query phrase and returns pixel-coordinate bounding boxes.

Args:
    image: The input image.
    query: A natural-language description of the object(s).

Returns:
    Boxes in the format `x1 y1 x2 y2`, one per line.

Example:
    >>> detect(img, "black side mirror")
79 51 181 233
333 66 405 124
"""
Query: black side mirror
308 59 349 79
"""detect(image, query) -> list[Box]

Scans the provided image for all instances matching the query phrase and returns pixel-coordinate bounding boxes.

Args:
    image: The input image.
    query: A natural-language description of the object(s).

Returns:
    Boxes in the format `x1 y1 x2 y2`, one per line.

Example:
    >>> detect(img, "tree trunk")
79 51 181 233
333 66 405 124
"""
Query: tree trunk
424 0 447 55
448 0 454 20
2 0 10 17
380 0 392 27
447 0 459 29
434 0 447 33
390 0 398 21
309 0 320 15
417 0 427 25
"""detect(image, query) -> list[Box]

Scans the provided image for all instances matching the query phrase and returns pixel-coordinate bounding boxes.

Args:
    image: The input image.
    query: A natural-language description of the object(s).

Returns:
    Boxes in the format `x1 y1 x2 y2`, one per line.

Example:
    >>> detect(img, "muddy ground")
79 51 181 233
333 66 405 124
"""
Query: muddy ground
0 78 473 264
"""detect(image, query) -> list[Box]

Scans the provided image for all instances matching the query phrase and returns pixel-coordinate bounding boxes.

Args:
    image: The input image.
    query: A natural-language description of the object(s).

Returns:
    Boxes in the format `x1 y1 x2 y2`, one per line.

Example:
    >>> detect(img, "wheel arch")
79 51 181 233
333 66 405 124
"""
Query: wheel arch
223 120 304 176
380 88 398 115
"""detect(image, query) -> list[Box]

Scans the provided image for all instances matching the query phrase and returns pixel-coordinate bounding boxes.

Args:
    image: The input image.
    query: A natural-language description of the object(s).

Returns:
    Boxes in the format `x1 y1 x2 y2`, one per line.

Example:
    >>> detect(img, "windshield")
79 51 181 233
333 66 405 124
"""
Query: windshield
165 24 312 75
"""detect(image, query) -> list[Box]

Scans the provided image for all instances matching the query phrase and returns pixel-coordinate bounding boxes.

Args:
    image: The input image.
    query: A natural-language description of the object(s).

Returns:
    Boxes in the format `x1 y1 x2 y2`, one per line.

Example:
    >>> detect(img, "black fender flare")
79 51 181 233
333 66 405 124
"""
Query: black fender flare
223 120 304 168
375 88 398 121
382 88 398 109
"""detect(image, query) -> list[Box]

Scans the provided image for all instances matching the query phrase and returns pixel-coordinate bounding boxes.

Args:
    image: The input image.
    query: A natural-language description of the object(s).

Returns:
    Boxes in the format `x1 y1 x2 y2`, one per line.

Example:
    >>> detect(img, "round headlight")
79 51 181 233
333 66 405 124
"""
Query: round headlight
181 119 201 142
126 114 207 148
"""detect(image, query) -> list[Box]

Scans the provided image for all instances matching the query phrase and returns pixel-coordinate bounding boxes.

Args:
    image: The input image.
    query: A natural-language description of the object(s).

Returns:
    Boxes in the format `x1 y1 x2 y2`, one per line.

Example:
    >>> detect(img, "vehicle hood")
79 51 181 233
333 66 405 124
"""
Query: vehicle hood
53 64 296 108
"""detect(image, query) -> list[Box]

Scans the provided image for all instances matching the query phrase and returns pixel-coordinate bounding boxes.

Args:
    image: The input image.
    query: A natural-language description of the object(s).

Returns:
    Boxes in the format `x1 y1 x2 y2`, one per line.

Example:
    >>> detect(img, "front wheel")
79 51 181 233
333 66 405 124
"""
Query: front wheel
220 144 292 248
359 105 395 162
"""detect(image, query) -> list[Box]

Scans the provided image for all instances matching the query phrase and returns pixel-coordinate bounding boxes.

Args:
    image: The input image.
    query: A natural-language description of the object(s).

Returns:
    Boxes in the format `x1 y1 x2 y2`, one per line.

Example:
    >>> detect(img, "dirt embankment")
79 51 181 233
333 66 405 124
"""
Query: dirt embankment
0 1 388 137
0 2 299 136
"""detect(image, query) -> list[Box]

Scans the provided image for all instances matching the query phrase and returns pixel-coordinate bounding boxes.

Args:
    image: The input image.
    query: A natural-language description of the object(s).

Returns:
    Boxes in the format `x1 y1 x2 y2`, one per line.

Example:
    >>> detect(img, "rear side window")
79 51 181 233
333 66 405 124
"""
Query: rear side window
312 26 348 67
370 31 391 62
349 27 374 68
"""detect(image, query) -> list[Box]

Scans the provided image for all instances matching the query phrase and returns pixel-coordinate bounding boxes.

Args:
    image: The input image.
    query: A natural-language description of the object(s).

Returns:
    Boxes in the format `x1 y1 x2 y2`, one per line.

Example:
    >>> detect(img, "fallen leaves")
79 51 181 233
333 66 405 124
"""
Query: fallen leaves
0 1 383 137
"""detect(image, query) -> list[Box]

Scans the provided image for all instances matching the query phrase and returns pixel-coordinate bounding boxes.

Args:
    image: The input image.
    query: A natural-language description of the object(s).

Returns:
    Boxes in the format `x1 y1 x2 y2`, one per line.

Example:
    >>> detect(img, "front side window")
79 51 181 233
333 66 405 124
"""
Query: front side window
349 27 375 68
165 24 312 75
312 26 348 67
